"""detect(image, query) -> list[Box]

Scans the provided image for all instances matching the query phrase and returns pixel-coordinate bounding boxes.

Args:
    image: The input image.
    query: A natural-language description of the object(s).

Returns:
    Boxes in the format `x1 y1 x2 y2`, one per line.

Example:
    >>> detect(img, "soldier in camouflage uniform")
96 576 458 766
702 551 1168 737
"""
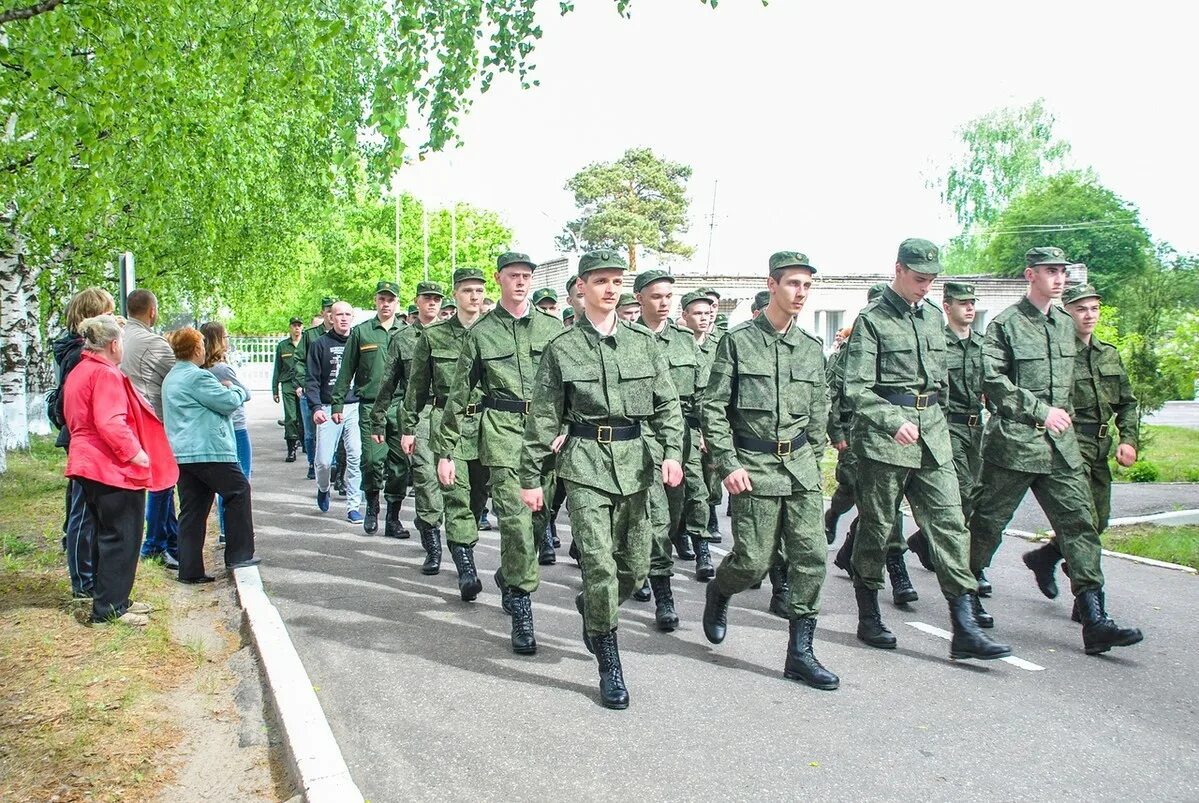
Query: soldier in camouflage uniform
271 316 305 462
520 248 684 709
532 287 559 315
438 252 562 655
699 287 726 543
293 297 335 478
699 251 839 691
842 238 1010 661
967 247 1142 655
616 292 640 322
332 281 405 534
633 272 712 632
408 269 488 598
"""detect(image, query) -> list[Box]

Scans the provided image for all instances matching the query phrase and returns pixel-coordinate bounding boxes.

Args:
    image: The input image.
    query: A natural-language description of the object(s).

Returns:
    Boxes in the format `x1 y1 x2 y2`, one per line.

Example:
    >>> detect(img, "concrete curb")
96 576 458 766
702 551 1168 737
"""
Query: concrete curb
233 566 364 803
1004 510 1199 576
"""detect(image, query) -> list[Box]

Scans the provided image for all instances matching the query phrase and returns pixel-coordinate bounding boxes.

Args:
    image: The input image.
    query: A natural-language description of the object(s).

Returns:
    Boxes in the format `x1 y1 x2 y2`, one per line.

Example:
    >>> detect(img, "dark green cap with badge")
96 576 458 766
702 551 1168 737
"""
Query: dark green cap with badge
1026 246 1070 267
768 251 817 276
564 274 578 295
752 289 771 312
1063 283 1101 305
867 282 888 302
681 290 712 309
289 316 304 326
943 281 977 301
577 248 627 277
452 267 485 286
406 303 418 315
715 313 729 329
700 286 720 300
415 281 444 298
497 251 536 272
374 281 399 297
617 292 638 308
562 307 574 320
633 269 673 293
321 296 337 309
531 288 558 306
897 238 942 274
442 299 458 310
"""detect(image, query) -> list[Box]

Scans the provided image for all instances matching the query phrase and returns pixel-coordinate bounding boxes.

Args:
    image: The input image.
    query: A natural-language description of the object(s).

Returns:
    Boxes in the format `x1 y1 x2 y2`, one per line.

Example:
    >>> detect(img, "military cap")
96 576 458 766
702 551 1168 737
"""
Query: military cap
562 307 575 320
617 292 639 309
497 251 536 272
700 286 721 300
452 267 485 286
897 238 942 274
531 287 558 306
320 296 337 309
289 316 304 326
943 281 977 301
715 313 729 329
867 282 888 302
633 269 674 293
374 280 400 297
1063 283 1101 305
768 251 818 276
680 290 712 309
1026 246 1070 267
564 274 579 295
415 280 444 298
442 299 458 310
752 289 771 311
406 304 418 315
577 248 627 276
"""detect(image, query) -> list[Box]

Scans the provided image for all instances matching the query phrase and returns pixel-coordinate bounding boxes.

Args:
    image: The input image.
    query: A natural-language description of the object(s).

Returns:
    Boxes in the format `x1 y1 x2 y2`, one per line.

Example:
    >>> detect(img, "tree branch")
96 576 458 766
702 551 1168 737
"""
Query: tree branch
0 0 65 25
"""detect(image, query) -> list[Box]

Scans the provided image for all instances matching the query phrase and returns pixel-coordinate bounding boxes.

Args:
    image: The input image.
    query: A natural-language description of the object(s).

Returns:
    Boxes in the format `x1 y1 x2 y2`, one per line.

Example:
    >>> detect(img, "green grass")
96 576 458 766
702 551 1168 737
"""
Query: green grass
1112 424 1199 483
1102 524 1199 570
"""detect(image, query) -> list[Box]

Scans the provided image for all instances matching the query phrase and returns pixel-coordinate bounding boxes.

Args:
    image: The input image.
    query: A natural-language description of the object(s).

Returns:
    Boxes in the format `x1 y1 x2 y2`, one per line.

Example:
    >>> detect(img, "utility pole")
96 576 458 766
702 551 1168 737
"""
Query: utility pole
704 179 719 274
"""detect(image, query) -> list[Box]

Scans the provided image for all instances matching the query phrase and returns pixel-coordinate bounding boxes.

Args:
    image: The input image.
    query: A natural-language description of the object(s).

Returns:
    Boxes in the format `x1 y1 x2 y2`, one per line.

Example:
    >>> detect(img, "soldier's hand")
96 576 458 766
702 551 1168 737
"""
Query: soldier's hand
1044 407 1072 435
662 459 683 488
894 421 920 446
723 468 753 495
312 409 328 425
834 439 848 452
295 387 304 398
331 412 343 424
273 393 280 403
371 434 385 444
1116 443 1137 467
521 488 544 512
551 434 567 454
437 458 456 487
401 434 416 456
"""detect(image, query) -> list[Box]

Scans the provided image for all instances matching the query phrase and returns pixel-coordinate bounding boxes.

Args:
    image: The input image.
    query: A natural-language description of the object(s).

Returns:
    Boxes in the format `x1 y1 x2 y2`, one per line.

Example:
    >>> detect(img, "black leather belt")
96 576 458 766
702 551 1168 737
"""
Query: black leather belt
433 396 478 415
684 415 702 430
1076 422 1110 438
482 397 531 414
569 422 642 442
734 431 807 456
948 412 981 427
884 392 939 409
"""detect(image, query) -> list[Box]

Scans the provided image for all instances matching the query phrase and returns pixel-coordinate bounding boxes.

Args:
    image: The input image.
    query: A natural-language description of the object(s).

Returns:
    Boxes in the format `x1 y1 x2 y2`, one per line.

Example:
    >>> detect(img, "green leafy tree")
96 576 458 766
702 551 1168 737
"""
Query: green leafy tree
559 147 694 271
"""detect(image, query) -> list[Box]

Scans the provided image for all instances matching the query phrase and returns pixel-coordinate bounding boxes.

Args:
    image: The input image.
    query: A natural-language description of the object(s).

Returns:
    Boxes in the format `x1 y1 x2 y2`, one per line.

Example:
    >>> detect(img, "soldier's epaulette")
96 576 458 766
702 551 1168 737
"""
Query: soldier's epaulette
621 320 656 338
547 326 573 345
533 306 559 321
425 318 450 332
669 320 695 336
796 327 824 348
727 319 756 336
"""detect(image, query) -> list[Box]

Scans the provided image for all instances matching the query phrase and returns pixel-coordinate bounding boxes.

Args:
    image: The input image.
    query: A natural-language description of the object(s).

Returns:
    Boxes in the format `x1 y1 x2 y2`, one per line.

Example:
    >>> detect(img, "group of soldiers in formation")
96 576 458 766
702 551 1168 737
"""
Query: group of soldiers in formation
269 240 1143 709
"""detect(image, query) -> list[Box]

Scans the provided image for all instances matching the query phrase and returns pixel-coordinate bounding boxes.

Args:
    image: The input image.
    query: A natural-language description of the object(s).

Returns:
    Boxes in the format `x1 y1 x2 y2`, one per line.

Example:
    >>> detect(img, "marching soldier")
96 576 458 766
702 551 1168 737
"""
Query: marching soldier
271 316 305 462
616 292 640 322
698 288 725 544
532 287 559 315
293 297 335 479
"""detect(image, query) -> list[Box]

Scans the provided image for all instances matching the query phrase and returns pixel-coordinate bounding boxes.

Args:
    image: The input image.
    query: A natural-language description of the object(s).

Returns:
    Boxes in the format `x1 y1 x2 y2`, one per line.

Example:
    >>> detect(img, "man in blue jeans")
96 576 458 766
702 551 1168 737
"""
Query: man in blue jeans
295 303 335 478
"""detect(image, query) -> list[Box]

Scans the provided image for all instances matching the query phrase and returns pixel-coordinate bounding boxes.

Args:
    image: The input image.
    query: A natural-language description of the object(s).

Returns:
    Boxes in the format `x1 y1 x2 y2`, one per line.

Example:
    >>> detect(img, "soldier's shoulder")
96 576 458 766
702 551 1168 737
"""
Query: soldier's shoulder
1048 304 1074 323
727 319 756 337
668 319 695 337
1092 336 1122 355
796 326 824 350
533 306 560 324
621 320 656 339
991 303 1022 325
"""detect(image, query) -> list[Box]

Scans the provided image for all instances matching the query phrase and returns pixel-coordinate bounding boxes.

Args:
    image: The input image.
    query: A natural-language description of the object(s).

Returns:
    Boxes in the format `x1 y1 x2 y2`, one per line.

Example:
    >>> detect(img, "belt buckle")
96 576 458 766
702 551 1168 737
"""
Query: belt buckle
522 400 531 415
596 425 613 444
464 403 478 416
1098 423 1109 438
914 393 930 411
968 414 979 427
1035 422 1046 432
775 439 792 456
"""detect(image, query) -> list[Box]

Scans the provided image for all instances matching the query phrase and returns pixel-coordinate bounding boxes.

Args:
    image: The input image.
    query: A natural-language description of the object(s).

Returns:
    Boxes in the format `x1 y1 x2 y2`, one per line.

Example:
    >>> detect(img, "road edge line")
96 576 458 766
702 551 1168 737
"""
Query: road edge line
1004 528 1198 575
233 565 365 803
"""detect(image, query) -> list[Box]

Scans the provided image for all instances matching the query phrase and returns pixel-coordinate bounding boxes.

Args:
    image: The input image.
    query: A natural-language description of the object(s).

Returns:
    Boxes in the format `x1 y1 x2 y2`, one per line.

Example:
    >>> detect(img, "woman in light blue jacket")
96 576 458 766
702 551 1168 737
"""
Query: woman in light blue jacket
201 321 251 544
162 327 259 583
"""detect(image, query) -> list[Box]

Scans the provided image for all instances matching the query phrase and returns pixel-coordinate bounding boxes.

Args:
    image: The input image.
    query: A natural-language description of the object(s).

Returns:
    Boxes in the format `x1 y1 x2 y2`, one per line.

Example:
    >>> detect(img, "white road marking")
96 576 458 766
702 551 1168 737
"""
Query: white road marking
905 621 1046 671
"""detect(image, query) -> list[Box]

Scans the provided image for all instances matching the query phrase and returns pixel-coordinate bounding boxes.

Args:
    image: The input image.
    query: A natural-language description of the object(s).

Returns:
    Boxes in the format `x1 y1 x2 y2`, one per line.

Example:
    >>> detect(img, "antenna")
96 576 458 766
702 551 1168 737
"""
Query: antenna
704 179 719 273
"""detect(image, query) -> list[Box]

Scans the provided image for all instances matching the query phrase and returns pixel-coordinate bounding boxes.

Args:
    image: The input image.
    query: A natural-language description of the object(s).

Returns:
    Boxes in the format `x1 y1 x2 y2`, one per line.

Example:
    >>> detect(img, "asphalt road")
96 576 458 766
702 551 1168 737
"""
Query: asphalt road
1144 401 1199 430
244 397 1198 801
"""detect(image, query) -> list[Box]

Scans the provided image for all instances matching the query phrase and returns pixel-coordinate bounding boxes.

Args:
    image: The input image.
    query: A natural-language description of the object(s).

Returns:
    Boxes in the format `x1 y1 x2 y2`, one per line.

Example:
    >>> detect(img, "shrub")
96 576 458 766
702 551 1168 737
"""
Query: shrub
1125 460 1160 483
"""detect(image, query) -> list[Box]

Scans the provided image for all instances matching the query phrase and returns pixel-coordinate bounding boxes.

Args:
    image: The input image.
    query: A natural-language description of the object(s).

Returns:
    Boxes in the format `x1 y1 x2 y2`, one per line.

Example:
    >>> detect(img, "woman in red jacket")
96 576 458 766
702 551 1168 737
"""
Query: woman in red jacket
64 315 179 627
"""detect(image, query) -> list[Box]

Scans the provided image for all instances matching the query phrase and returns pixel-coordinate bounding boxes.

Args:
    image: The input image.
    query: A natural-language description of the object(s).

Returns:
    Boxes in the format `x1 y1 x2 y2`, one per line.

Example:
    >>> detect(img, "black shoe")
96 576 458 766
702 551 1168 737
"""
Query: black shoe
975 569 992 598
971 593 994 628
306 465 315 480
1022 543 1061 599
162 552 180 570
495 569 513 615
632 579 652 602
575 593 594 654
1077 589 1143 655
702 582 730 644
948 593 1011 660
177 575 216 584
649 575 679 632
419 525 442 575
448 544 483 601
538 524 556 565
550 520 560 548
833 528 856 576
768 562 789 619
509 590 537 655
478 511 493 531
706 505 723 543
784 617 839 691
363 491 380 535
1071 598 1081 624
854 586 896 649
568 539 580 565
693 536 715 582
672 530 696 561
285 440 298 463
383 503 409 539
906 529 935 572
823 508 839 546
886 552 919 605
593 630 629 709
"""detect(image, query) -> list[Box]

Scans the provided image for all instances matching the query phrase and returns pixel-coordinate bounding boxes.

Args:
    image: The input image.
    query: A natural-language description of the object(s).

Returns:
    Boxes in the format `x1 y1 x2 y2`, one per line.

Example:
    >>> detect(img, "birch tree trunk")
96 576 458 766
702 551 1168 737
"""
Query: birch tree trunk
24 259 51 437
0 205 31 452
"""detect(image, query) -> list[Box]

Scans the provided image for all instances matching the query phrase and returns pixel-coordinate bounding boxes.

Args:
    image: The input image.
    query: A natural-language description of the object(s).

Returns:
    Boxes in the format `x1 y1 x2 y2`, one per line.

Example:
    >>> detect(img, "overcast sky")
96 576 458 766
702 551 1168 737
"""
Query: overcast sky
396 0 1198 276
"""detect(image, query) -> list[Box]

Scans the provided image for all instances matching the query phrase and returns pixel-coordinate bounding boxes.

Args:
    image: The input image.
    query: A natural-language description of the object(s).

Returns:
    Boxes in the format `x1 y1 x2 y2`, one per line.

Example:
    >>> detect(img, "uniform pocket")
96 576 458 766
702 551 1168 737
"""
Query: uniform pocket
736 361 774 411
561 362 605 418
878 343 914 384
923 333 947 381
1011 342 1048 392
787 360 821 416
618 360 655 418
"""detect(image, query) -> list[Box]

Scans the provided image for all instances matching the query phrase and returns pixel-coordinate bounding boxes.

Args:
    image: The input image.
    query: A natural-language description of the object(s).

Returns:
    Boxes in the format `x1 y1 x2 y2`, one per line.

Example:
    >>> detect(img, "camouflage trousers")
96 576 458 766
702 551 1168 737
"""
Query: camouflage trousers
830 445 905 552
566 481 651 636
409 411 444 529
649 428 709 576
968 453 1104 596
853 454 977 599
948 422 983 525
358 400 392 497
1080 433 1113 534
713 487 826 618
491 466 539 594
280 382 302 442
442 455 489 547
702 451 723 507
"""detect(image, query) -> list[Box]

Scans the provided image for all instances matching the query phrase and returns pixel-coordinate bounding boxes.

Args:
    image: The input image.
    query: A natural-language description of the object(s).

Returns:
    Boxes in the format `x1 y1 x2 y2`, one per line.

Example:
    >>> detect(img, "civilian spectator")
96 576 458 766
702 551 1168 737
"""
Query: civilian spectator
201 322 252 546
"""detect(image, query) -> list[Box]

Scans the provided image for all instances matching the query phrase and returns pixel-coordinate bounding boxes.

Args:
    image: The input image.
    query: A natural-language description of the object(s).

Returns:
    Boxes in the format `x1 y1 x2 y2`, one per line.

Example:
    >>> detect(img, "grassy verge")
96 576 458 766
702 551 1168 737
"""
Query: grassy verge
0 436 192 801
1112 424 1199 483
1102 524 1199 570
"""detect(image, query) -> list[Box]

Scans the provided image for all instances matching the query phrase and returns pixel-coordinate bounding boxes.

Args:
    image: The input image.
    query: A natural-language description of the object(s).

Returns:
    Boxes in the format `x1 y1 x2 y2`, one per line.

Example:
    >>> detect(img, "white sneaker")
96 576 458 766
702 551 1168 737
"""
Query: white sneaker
127 601 154 615
115 611 149 627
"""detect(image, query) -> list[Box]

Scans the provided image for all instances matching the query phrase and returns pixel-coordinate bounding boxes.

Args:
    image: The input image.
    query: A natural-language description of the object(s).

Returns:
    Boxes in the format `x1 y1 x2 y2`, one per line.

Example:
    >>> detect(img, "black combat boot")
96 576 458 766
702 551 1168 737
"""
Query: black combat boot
672 528 695 561
768 562 789 619
495 569 513 615
906 529 935 571
593 630 629 709
508 590 537 655
975 569 992 598
1077 589 1143 655
649 575 679 632
363 490 380 535
833 526 856 576
1022 542 1062 599
383 502 409 539
285 439 298 463
538 523 556 566
702 582 730 644
448 543 482 601
948 593 1011 660
783 617 839 691
632 579 652 602
693 536 714 582
854 585 896 649
886 552 918 605
550 519 560 548
971 593 994 628
419 524 442 575
706 505 722 543
823 508 839 545
568 539 580 564
575 593 594 654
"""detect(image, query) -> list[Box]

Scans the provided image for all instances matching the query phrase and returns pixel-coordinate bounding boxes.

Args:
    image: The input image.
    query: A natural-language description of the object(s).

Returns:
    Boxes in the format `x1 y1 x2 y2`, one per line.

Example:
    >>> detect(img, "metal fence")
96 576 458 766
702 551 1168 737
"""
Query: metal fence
229 335 284 391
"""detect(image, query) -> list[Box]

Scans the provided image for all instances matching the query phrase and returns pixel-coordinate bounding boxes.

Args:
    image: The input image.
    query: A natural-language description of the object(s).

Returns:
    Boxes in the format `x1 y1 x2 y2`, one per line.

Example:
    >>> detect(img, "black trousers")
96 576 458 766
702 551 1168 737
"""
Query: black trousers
177 461 255 579
78 478 145 621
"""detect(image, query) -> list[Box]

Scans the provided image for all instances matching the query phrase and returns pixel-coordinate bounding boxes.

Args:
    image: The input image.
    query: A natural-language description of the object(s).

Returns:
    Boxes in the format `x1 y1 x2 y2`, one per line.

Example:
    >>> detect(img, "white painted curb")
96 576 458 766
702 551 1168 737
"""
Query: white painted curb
1004 516 1198 576
233 566 365 803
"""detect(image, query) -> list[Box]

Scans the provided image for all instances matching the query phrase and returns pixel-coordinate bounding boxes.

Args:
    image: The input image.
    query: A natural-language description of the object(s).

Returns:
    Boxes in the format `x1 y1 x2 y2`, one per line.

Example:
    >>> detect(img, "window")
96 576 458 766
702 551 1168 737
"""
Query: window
824 310 844 351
